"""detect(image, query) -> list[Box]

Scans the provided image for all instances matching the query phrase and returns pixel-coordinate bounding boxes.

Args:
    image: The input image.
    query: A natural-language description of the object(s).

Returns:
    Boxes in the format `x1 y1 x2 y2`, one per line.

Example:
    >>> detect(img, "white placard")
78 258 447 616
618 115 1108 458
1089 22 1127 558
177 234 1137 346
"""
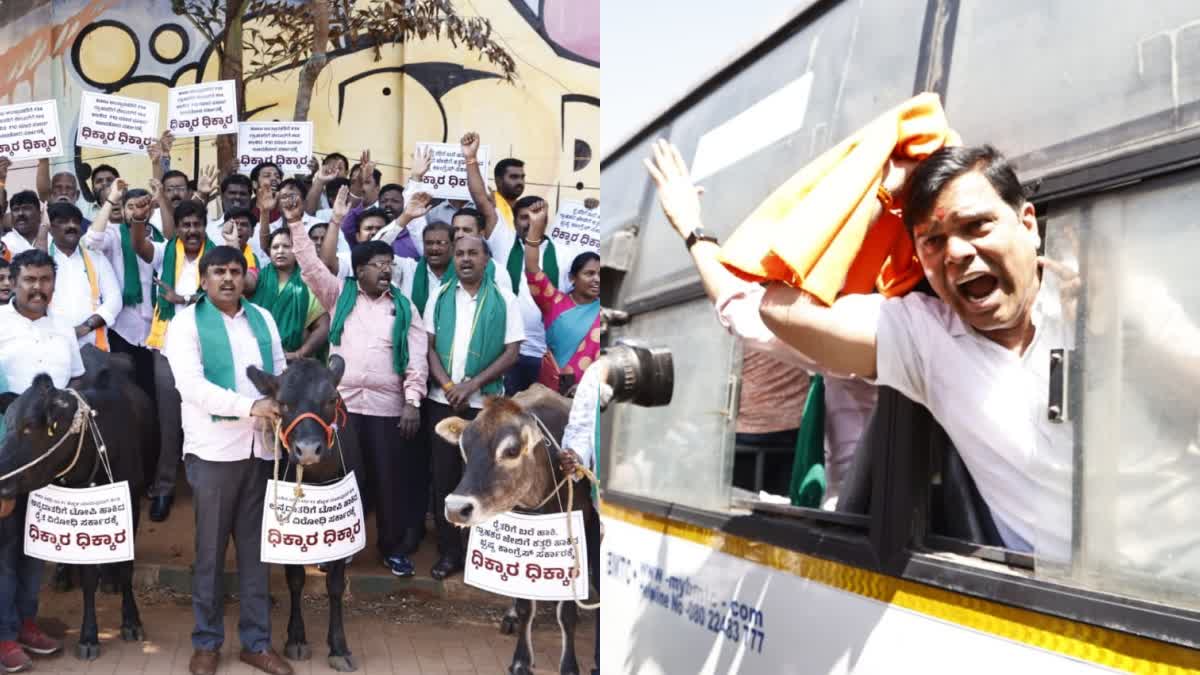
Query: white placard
24 481 135 564
77 91 159 155
0 100 62 161
237 121 313 176
414 141 491 201
167 80 238 138
464 510 589 601
260 471 365 565
548 201 601 289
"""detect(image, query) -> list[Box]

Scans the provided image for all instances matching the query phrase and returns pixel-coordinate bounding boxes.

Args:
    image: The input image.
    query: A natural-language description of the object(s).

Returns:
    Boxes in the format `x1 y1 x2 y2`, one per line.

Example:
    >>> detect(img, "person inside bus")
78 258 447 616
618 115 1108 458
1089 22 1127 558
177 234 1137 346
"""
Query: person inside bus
643 141 875 507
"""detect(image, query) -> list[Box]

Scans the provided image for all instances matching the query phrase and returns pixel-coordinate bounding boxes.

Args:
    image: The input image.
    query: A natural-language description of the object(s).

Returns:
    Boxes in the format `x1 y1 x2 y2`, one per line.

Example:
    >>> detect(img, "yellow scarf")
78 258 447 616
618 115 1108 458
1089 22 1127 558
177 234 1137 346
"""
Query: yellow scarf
79 248 109 351
146 239 201 350
494 190 514 230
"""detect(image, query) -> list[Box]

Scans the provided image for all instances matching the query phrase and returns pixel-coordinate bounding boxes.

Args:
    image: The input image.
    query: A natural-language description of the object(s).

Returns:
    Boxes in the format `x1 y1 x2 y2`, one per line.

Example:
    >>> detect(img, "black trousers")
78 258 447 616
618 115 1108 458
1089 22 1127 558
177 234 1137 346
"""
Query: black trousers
348 412 404 560
109 330 160 491
426 399 478 560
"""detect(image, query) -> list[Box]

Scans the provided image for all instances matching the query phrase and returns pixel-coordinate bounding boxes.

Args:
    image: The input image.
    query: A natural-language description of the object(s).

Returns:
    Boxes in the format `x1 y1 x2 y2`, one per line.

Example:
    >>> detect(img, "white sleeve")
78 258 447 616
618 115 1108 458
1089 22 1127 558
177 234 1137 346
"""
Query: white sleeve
67 328 84 378
93 255 123 327
408 215 428 256
396 257 418 299
873 294 932 406
163 308 257 418
502 289 525 344
561 362 603 473
150 241 167 272
424 291 439 331
82 228 115 255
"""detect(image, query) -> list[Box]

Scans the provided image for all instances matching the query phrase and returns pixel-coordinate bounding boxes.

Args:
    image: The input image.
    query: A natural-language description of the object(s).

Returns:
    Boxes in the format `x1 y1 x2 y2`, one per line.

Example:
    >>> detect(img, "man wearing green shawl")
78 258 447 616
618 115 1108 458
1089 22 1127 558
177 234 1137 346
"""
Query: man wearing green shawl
162 245 290 675
424 234 524 581
289 202 431 579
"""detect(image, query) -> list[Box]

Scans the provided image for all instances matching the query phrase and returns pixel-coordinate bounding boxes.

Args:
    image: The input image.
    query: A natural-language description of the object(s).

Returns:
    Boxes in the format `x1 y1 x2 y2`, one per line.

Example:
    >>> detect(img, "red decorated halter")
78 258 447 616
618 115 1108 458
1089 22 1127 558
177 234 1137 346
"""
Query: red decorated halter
280 398 348 451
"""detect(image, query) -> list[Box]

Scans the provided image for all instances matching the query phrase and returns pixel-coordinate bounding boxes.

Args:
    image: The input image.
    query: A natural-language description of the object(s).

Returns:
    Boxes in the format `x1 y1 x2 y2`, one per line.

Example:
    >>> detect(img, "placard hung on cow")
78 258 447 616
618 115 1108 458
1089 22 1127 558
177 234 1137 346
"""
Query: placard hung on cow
77 91 159 155
465 510 590 601
260 471 366 565
237 121 313 176
24 481 135 565
414 141 491 201
0 100 62 161
167 80 238 138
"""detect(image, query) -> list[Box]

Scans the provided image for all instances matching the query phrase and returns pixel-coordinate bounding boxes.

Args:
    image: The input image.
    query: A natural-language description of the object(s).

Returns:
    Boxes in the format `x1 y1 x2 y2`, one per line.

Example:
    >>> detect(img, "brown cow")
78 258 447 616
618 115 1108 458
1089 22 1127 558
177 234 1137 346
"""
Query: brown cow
436 384 600 675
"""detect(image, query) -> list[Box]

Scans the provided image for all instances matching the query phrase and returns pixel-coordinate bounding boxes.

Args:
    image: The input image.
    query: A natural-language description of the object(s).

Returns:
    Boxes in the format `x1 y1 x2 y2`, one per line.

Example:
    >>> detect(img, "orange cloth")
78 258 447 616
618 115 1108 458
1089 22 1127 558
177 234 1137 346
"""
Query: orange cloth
718 93 960 306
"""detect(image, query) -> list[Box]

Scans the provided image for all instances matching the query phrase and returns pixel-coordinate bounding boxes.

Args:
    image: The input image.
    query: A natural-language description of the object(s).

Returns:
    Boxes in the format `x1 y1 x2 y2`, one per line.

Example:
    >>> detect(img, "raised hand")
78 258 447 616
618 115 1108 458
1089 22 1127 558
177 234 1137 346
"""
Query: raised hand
221 219 239 247
526 200 550 240
315 160 339 184
307 155 319 176
644 138 704 239
108 178 129 205
0 156 12 186
460 132 480 160
161 130 175 154
411 146 432 180
331 184 351 223
257 182 278 212
196 165 218 196
403 191 432 219
147 178 162 203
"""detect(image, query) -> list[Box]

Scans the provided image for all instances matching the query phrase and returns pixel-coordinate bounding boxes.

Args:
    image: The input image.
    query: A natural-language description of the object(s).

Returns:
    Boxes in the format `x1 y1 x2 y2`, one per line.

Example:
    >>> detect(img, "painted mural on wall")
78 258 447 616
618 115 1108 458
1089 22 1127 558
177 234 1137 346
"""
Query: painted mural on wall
0 0 598 212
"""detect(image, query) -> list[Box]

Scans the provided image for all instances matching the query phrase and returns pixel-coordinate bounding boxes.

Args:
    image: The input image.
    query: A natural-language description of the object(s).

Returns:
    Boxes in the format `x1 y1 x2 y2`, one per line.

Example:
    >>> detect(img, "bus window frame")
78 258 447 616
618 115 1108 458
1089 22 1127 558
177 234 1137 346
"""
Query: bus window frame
600 0 1200 652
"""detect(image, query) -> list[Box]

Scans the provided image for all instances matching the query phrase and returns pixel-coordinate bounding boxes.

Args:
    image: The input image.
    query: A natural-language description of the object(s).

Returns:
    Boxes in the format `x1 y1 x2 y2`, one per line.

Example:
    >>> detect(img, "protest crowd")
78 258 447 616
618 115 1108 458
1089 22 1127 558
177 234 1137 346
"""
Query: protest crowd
0 107 603 674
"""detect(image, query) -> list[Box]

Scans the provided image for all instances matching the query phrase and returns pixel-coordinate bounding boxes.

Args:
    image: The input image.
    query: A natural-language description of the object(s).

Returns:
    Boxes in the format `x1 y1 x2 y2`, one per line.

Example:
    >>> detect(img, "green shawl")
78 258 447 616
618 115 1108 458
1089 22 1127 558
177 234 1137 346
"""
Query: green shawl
789 374 827 508
410 258 453 319
432 274 507 396
154 235 217 322
251 264 311 352
195 297 274 421
118 222 164 306
329 278 412 373
506 239 558 294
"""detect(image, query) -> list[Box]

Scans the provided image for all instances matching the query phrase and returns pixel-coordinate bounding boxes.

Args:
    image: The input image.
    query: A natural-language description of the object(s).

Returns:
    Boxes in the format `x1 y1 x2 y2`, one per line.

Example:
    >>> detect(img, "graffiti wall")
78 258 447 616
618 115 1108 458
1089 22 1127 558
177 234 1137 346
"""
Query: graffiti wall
0 0 598 211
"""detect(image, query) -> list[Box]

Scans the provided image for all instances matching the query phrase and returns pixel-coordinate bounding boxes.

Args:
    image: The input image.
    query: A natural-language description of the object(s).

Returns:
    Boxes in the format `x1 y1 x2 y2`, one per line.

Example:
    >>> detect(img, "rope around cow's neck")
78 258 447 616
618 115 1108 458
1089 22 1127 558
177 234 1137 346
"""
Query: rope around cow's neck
269 419 305 525
0 389 113 485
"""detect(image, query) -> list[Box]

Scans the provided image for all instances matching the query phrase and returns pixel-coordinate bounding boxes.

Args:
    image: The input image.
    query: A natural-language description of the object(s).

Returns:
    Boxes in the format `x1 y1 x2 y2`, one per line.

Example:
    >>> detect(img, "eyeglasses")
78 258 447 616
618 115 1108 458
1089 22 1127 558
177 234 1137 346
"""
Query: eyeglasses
363 260 394 272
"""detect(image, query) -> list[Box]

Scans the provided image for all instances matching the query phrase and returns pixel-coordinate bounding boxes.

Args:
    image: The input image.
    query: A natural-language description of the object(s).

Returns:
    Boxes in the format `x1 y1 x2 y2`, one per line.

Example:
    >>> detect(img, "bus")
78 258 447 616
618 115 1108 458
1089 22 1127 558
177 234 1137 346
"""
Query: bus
598 0 1200 672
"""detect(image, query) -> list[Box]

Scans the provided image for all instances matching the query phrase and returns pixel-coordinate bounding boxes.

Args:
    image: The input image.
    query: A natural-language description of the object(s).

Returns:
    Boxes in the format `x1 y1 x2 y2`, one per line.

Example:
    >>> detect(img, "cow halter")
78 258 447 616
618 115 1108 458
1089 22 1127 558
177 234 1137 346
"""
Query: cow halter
267 398 349 525
279 398 348 451
0 389 114 485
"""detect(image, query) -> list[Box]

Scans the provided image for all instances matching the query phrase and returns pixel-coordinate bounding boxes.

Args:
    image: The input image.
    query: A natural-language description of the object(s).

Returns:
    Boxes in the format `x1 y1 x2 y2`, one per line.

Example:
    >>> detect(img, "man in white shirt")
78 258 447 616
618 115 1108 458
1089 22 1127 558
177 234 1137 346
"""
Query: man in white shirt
0 248 83 672
205 174 259 259
81 164 120 223
1 191 44 257
162 245 291 675
460 132 549 395
45 203 121 349
424 234 523 580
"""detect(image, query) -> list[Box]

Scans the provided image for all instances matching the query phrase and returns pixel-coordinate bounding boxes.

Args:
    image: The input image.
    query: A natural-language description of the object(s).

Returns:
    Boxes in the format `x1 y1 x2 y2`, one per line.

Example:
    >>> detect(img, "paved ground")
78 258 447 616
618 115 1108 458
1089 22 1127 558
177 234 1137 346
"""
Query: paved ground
23 585 597 674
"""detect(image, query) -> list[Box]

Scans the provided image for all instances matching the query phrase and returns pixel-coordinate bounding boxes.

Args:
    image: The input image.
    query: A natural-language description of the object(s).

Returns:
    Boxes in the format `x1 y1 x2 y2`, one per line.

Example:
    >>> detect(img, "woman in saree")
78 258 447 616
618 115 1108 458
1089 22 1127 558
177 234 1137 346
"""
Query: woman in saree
250 228 331 362
523 203 602 393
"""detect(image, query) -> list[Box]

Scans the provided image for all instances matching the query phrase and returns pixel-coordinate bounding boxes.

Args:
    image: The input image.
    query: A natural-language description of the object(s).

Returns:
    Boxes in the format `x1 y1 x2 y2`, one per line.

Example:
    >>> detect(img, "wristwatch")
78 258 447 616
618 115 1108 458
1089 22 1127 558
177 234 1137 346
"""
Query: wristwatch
408 399 422 409
685 226 718 250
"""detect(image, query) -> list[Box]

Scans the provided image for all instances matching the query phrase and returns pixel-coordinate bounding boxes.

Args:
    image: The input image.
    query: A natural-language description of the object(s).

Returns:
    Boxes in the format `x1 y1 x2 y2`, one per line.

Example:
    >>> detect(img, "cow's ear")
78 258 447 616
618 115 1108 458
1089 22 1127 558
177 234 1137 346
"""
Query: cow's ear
245 366 279 398
0 392 18 415
435 417 469 445
327 355 346 387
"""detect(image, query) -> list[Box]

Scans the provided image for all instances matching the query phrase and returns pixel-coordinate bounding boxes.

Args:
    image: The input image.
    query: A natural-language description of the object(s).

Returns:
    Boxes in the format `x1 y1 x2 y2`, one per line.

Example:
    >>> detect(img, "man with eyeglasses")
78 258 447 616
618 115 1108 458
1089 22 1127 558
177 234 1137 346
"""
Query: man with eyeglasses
287 191 429 578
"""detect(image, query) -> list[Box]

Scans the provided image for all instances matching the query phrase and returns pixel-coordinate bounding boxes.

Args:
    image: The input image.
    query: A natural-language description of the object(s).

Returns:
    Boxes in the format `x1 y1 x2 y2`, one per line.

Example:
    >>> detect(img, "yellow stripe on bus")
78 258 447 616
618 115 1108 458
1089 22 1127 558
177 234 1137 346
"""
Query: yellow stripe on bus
601 502 1200 674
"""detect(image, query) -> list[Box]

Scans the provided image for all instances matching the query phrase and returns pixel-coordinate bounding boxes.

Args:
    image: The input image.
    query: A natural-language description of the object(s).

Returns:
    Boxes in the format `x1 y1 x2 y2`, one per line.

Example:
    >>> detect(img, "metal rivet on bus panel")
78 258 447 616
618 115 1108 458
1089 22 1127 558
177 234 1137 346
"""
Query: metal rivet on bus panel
1050 352 1062 364
1048 405 1062 420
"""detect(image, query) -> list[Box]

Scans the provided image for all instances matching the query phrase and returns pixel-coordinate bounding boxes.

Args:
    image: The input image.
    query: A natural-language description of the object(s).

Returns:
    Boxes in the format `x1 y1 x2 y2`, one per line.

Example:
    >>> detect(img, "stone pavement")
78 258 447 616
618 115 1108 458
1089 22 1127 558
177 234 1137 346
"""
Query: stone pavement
23 585 597 674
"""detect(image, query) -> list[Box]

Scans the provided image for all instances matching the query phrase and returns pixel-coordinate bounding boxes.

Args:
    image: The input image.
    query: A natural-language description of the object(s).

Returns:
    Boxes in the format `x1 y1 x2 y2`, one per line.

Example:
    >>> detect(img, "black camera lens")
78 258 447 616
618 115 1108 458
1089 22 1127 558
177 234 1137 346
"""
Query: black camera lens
602 339 673 407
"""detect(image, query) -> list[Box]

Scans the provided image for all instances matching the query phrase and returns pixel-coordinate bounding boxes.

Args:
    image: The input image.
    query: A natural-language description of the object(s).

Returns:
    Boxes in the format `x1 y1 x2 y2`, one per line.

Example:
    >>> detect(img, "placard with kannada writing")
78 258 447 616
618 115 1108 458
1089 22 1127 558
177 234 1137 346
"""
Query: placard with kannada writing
167 80 238 138
414 141 491 201
237 121 313 176
24 481 135 564
0 100 62 161
260 471 366 565
77 91 159 155
465 510 590 601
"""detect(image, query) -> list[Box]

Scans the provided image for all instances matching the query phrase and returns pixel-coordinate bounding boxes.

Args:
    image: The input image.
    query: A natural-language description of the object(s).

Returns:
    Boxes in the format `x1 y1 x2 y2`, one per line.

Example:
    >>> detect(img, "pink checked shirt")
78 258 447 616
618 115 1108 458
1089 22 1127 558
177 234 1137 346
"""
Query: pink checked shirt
290 222 428 416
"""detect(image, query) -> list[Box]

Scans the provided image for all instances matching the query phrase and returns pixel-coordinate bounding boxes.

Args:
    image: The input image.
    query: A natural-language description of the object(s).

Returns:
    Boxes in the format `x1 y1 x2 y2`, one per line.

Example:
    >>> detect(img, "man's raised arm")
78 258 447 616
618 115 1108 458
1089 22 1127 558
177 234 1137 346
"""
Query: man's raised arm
461 131 498 237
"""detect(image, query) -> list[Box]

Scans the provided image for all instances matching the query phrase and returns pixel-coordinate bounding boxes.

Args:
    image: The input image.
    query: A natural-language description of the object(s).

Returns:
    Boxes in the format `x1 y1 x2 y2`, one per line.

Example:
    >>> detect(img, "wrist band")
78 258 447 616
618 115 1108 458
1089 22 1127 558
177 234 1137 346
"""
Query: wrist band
464 159 478 165
525 238 543 246
442 382 454 393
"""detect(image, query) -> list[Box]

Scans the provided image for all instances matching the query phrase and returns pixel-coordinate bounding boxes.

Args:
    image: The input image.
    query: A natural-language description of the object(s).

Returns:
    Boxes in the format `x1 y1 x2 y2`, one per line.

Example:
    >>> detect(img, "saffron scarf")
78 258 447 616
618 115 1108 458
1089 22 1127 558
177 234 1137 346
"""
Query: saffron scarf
146 236 216 349
547 299 600 369
505 239 558 296
195 297 274 421
432 275 507 396
328 278 412 374
251 264 310 352
49 242 109 351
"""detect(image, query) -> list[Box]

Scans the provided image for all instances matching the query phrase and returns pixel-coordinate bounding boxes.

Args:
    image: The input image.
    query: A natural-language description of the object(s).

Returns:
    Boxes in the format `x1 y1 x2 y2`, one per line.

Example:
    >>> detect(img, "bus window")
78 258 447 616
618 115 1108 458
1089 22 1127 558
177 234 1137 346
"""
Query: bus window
947 0 1200 180
606 299 740 511
1036 167 1200 609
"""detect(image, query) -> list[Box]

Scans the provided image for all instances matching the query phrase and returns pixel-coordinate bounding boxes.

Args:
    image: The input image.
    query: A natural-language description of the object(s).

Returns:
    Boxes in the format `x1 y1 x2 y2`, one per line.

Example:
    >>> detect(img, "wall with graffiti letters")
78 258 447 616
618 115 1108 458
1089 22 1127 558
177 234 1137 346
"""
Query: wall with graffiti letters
0 0 598 211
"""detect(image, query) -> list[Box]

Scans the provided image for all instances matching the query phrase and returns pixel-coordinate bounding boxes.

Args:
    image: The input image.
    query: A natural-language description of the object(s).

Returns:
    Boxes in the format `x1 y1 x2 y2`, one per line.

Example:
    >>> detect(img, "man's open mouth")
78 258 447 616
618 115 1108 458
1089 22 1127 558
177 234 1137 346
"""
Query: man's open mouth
956 271 1000 303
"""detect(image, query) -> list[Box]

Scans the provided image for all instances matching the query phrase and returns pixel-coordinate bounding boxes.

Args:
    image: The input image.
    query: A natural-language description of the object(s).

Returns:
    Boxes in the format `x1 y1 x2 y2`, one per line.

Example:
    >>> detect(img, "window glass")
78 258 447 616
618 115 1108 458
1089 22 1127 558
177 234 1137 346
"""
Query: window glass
600 133 660 238
1039 168 1200 609
947 0 1200 179
605 299 740 511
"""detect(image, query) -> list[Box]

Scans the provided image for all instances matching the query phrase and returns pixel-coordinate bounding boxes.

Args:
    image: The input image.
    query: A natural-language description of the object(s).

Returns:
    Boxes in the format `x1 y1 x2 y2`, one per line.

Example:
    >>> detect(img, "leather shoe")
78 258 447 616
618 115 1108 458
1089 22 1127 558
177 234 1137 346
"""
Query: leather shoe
149 495 173 522
240 648 293 675
188 649 219 675
430 555 463 581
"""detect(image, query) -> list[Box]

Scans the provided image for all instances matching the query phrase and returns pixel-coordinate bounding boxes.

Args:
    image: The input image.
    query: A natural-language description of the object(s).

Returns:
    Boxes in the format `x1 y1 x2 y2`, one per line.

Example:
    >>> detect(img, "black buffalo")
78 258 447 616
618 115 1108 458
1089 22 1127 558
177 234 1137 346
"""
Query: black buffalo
247 355 363 673
0 347 151 660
